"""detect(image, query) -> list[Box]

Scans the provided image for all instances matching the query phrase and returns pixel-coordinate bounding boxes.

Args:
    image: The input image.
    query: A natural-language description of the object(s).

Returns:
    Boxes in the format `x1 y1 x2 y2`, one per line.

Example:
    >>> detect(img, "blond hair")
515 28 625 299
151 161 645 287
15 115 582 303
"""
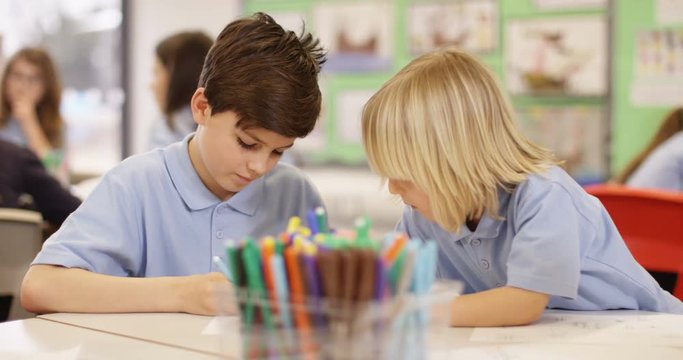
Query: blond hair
362 49 558 231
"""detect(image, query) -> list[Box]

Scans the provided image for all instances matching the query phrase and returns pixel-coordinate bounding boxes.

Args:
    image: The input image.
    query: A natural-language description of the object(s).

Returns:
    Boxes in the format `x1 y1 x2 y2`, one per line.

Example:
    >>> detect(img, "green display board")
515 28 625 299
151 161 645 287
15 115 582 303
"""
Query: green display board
612 0 674 173
244 0 680 181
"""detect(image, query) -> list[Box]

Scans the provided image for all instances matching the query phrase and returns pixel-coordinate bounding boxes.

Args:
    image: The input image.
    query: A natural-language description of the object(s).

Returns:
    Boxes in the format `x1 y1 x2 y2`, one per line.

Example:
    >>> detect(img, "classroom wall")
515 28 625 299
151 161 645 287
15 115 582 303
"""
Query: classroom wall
127 0 241 155
611 0 673 173
244 0 683 179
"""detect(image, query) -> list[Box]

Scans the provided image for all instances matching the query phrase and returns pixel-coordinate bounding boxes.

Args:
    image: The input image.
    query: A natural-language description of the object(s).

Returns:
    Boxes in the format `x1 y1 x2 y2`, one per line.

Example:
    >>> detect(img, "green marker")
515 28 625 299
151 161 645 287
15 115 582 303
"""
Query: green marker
242 239 273 328
389 249 406 294
315 206 328 233
354 216 373 248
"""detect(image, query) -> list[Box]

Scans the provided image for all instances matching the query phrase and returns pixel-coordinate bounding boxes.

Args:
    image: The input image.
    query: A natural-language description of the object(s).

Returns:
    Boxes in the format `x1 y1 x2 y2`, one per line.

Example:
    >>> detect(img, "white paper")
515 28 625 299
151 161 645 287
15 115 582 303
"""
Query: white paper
533 0 607 9
201 316 239 335
470 312 683 346
312 2 393 72
656 0 683 24
433 343 683 360
505 16 608 96
336 90 376 144
408 0 497 55
631 82 683 106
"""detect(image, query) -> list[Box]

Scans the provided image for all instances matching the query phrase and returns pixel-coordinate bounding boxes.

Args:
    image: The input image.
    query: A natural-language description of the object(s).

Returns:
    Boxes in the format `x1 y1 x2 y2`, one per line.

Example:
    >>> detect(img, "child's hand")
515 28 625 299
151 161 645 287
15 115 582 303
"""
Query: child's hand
180 272 237 316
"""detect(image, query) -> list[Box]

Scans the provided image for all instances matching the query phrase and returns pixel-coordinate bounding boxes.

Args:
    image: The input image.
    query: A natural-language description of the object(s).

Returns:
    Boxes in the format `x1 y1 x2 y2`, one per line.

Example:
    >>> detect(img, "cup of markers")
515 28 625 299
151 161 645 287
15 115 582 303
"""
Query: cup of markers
213 207 462 360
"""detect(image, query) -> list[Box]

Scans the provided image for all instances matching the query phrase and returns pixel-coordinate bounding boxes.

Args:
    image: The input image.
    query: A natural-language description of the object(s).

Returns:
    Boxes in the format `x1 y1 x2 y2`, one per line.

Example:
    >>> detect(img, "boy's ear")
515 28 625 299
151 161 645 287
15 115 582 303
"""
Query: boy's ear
191 88 211 125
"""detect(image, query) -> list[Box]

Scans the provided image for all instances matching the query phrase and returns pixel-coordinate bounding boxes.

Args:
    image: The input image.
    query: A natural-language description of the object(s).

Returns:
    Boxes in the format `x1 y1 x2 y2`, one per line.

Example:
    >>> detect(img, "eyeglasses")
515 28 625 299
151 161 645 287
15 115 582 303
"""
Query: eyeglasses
7 71 43 86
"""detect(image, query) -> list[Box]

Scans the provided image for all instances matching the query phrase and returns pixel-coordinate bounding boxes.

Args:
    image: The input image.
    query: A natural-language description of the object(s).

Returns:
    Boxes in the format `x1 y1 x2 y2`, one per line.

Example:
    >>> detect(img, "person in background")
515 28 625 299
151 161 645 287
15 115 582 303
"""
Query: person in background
21 13 326 316
611 107 683 293
0 48 68 183
148 31 213 150
613 108 683 192
0 138 80 228
361 49 683 327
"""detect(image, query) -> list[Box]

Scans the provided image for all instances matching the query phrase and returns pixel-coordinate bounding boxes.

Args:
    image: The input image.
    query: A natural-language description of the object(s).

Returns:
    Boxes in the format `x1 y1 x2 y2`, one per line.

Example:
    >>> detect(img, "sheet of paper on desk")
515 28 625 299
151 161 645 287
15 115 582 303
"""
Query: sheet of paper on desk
201 316 240 335
433 344 683 360
469 312 683 346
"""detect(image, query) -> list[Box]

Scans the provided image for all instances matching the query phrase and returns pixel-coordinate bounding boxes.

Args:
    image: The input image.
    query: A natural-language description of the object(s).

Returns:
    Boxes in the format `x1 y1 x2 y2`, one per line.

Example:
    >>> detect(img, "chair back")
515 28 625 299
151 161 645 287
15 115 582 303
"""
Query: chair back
584 185 683 300
0 208 42 320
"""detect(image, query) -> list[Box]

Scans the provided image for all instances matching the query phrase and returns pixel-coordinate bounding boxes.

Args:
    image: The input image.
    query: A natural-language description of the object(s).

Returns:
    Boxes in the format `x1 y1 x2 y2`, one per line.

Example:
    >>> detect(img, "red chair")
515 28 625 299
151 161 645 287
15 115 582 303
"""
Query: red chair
584 185 683 300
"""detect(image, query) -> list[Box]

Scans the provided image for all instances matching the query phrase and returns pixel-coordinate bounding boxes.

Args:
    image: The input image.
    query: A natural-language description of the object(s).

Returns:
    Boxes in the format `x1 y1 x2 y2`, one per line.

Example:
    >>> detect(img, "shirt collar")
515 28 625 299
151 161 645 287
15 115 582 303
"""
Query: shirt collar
450 187 512 242
224 173 264 216
164 134 263 216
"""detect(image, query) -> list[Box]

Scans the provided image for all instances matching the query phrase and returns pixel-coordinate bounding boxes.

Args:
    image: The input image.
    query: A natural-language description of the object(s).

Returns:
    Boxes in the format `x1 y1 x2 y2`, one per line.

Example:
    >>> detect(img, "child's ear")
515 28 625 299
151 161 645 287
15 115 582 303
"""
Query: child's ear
191 88 211 125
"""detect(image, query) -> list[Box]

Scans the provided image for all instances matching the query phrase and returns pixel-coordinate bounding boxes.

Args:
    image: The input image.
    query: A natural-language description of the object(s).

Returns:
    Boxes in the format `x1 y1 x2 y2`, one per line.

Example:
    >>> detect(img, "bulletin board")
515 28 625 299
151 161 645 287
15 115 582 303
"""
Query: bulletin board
245 0 612 183
611 0 683 173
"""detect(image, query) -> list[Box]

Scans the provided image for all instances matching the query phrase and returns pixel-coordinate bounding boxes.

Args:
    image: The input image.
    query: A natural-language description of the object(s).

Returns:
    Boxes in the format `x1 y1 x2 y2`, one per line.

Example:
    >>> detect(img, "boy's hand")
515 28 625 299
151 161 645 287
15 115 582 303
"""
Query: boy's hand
179 272 237 316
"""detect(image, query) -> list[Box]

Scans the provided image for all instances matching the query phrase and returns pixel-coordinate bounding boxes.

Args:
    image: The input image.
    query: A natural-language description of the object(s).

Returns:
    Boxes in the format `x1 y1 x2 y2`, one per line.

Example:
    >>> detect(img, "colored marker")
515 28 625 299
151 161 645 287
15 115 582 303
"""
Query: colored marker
212 255 233 282
315 206 328 233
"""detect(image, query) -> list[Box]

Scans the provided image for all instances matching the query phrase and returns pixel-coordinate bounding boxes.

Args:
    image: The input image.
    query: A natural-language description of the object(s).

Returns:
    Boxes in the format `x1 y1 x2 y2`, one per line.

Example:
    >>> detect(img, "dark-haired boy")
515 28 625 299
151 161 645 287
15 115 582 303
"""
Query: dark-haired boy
22 13 326 315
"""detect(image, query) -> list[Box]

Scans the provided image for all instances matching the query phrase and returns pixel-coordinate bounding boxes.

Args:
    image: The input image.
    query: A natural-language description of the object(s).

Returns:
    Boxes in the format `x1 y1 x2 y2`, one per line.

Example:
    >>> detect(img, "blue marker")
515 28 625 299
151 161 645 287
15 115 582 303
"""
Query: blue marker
271 254 296 350
212 255 234 282
307 209 319 235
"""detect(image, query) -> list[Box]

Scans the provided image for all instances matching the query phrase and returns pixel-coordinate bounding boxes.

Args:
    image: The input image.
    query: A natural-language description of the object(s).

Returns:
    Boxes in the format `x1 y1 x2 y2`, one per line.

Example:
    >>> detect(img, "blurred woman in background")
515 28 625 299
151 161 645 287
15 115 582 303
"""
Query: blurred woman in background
613 108 683 192
148 31 213 150
0 48 67 183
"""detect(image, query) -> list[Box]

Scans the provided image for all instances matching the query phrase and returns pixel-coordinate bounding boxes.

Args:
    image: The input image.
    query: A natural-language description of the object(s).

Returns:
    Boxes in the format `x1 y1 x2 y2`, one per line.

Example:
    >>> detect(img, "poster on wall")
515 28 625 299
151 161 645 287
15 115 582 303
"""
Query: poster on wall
408 0 497 55
517 106 607 182
630 28 683 106
291 80 327 156
505 16 608 96
313 2 393 73
268 11 308 34
336 89 376 145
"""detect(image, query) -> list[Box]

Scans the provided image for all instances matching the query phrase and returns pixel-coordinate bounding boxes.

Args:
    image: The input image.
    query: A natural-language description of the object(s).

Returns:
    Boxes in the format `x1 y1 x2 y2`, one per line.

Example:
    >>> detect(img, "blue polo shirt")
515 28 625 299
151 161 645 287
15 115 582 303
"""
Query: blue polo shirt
398 166 683 314
33 135 324 277
627 132 683 192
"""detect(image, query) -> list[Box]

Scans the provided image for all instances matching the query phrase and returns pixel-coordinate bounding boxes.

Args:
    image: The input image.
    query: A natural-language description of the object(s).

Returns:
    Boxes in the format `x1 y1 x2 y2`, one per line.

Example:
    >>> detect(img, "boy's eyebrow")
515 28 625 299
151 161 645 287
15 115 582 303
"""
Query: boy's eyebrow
242 130 295 149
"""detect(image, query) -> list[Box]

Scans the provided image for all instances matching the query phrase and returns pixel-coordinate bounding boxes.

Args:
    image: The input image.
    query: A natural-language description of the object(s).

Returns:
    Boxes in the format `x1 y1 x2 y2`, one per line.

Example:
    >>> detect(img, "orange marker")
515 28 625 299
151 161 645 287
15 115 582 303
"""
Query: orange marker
261 236 277 311
284 247 315 356
383 234 408 263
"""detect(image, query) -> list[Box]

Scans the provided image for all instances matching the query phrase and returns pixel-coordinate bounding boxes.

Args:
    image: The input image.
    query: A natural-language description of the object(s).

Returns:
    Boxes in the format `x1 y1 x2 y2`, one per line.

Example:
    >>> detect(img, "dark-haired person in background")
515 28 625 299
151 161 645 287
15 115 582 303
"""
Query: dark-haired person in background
612 108 683 293
0 138 80 228
0 139 80 322
613 108 683 192
148 31 213 150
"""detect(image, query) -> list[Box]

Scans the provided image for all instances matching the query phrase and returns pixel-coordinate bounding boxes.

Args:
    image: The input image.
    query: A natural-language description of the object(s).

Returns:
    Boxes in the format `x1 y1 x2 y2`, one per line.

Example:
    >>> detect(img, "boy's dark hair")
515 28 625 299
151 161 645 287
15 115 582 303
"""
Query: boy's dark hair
199 12 326 138
156 31 213 131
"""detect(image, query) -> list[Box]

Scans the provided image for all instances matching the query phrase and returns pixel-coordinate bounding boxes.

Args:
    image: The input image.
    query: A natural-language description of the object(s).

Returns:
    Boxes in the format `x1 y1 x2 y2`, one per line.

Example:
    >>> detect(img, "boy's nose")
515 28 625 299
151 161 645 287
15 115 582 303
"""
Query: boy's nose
247 153 268 177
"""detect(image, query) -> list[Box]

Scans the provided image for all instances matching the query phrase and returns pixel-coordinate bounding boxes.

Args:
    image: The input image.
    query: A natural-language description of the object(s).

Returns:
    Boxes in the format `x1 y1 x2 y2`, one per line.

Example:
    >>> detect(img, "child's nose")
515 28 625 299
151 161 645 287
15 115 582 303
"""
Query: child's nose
247 153 268 177
388 180 401 195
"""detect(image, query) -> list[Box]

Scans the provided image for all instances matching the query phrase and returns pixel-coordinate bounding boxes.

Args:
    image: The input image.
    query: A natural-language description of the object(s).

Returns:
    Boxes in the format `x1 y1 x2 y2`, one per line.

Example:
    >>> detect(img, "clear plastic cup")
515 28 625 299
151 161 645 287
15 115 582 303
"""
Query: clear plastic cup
215 280 463 359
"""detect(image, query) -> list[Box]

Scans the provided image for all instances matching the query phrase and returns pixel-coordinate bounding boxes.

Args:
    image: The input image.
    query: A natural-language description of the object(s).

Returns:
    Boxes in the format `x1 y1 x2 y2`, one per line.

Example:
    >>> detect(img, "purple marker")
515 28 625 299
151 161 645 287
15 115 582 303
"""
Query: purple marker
302 250 325 326
374 257 386 301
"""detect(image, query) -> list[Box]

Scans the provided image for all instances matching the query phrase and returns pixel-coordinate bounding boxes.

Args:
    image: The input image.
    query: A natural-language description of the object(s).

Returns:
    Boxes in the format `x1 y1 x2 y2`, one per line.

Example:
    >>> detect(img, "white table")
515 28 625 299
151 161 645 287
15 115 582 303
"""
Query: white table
34 309 683 359
38 312 235 358
0 317 220 359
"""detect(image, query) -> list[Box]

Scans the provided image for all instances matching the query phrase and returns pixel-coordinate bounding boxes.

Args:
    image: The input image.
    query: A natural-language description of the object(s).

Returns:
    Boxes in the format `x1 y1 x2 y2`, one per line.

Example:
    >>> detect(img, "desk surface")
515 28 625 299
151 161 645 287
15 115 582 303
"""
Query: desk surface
0 318 219 359
39 312 234 358
34 310 683 359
